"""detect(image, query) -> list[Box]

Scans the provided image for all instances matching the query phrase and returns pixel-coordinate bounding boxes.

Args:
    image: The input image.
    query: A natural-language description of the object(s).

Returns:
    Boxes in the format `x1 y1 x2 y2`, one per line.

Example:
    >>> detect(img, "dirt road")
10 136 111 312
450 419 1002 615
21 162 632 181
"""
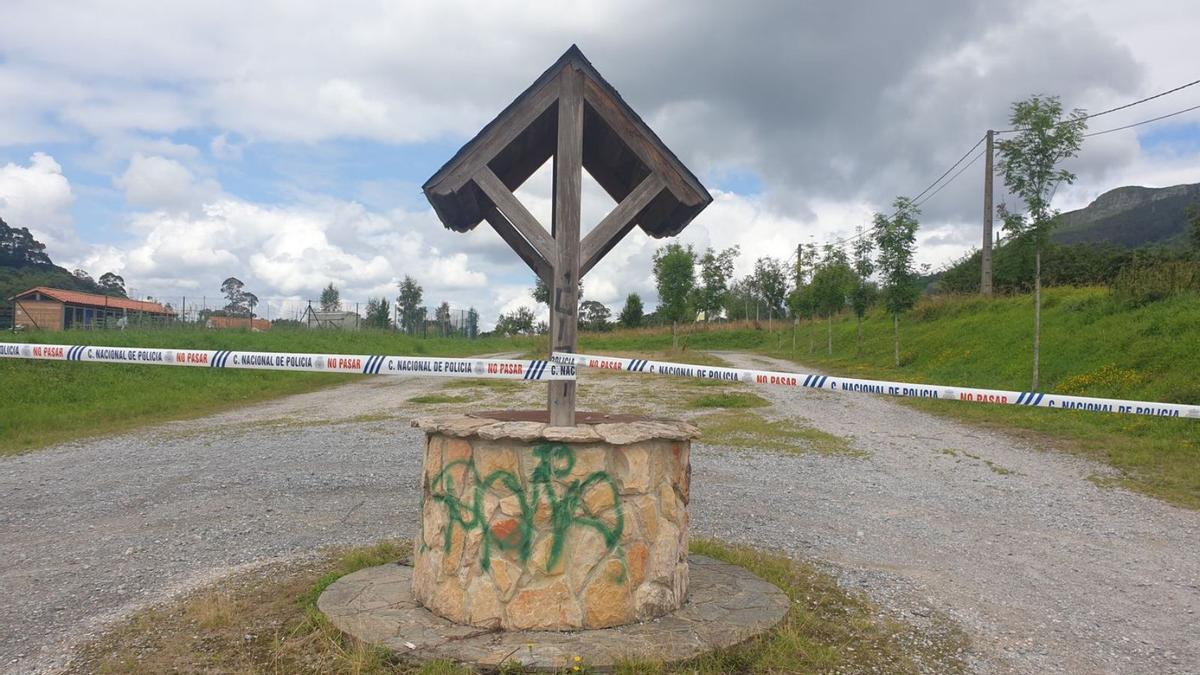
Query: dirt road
0 353 1196 673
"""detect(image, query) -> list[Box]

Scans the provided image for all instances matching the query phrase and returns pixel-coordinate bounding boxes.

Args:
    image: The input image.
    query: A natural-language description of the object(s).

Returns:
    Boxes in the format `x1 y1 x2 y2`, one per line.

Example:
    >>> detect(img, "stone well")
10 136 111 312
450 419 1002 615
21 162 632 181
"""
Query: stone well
410 411 699 631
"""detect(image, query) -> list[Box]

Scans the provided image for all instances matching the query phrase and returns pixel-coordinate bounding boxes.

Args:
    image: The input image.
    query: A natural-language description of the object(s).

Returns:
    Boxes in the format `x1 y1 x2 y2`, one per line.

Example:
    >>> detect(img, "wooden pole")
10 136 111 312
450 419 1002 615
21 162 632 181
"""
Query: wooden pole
981 129 995 297
548 66 584 426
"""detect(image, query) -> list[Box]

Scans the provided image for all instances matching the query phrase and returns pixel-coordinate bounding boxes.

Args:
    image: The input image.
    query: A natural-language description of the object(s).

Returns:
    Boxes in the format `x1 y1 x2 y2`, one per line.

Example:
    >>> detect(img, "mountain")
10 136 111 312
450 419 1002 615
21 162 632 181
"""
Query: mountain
1053 182 1200 247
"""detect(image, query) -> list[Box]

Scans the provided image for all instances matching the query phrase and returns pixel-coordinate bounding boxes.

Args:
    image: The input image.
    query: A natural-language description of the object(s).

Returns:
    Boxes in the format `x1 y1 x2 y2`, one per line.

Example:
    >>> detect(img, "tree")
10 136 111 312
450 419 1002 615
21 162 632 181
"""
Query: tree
810 245 854 354
618 293 644 328
494 306 536 336
873 198 921 367
531 275 581 306
579 300 612 332
396 275 424 334
465 307 479 338
435 301 452 336
787 282 816 353
365 297 391 329
652 243 696 350
243 292 259 318
320 283 341 312
0 218 52 267
849 227 877 353
98 272 127 298
752 256 789 319
220 277 247 315
72 269 94 283
995 94 1087 390
695 246 739 321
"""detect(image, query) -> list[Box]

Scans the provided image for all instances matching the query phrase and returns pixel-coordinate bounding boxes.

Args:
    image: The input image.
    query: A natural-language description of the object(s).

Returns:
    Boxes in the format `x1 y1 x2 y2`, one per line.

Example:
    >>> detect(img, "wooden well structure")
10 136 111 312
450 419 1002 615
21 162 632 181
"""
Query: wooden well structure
423 45 712 426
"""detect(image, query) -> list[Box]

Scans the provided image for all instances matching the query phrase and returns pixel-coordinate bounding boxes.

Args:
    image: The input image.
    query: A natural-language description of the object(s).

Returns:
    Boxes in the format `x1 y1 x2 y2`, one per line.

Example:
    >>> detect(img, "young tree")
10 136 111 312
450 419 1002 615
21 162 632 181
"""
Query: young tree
320 283 341 312
752 256 789 319
396 275 425 334
618 293 644 328
435 301 452 336
98 272 127 298
873 198 921 367
996 94 1087 390
365 297 391 329
651 243 696 350
810 245 853 354
787 282 817 353
244 292 259 318
465 307 479 338
850 227 877 353
695 246 739 321
579 300 612 332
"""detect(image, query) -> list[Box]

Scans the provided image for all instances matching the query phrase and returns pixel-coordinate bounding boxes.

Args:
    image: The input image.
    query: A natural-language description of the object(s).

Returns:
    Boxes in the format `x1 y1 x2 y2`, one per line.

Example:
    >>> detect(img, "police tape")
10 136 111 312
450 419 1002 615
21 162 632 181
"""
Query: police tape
553 352 1199 419
0 343 575 380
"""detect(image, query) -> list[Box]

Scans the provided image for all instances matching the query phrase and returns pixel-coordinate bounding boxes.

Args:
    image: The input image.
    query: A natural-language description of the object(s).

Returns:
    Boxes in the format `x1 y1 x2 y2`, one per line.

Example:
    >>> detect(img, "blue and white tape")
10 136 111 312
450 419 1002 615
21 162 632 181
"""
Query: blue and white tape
0 343 575 380
554 352 1199 419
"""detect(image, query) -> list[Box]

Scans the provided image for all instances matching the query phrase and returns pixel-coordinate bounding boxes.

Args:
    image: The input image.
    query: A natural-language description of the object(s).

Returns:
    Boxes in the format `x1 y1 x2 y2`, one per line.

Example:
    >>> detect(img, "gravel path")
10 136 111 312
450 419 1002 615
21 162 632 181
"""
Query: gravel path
697 352 1199 674
1 353 1197 674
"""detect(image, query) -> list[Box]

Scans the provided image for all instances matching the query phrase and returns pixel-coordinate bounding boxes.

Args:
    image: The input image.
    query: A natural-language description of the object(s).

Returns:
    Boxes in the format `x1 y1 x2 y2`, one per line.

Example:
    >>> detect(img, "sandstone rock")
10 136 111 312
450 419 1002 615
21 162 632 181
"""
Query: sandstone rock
659 483 680 524
613 444 652 493
583 559 632 628
442 527 465 577
477 421 546 441
634 582 676 621
432 576 467 623
489 557 521 598
531 533 566 576
626 541 649 587
466 576 503 628
568 527 609 591
507 579 579 630
543 425 602 443
475 444 518 477
444 437 472 463
582 478 616 514
594 423 654 445
567 446 608 482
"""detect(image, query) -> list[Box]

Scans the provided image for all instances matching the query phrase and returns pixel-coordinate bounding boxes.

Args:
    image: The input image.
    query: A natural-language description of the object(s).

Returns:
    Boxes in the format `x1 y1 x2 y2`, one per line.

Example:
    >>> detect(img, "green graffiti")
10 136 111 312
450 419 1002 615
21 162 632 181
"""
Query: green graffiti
425 443 623 573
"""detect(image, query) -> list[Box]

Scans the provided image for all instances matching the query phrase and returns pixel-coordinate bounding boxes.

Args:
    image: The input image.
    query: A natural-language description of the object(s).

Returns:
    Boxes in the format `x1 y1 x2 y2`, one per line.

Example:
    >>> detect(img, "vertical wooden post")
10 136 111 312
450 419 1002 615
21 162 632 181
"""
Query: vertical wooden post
549 66 584 426
981 129 995 297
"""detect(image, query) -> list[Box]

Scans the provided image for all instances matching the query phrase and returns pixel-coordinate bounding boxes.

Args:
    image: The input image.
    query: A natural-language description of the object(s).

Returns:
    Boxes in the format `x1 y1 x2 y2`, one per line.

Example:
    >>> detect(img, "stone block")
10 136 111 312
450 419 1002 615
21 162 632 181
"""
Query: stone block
583 559 631 628
507 579 579 630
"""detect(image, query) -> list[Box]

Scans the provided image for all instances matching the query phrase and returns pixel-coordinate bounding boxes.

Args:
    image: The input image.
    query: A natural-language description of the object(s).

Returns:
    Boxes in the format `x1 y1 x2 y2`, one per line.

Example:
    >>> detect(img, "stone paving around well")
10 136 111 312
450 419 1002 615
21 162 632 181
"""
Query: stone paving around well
318 554 789 671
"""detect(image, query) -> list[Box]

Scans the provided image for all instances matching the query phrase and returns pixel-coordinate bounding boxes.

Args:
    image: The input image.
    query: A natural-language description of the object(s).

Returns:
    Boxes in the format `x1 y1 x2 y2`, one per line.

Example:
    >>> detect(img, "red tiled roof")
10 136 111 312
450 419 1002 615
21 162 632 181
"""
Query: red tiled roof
12 286 175 315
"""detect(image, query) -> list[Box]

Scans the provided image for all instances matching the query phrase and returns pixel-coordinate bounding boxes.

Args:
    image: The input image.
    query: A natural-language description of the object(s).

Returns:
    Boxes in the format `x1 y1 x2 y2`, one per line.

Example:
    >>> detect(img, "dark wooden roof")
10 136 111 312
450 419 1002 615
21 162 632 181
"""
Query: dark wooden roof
422 45 711 238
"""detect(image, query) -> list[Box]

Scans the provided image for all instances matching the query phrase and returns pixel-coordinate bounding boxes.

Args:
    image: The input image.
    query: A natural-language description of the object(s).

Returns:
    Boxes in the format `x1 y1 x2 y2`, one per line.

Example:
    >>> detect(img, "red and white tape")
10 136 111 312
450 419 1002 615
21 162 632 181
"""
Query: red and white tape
554 352 1199 419
0 343 575 380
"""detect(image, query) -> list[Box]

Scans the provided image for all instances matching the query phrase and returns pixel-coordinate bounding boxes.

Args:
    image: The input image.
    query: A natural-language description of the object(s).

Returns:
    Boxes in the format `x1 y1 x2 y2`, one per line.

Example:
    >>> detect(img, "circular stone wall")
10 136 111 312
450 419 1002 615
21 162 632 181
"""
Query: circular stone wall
410 413 698 631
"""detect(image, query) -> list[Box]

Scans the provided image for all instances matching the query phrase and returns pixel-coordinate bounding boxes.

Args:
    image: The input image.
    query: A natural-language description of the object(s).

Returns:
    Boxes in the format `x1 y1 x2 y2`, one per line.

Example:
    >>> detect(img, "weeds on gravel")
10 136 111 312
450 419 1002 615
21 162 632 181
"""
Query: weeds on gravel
407 394 477 404
686 391 770 409
70 538 967 675
696 410 860 456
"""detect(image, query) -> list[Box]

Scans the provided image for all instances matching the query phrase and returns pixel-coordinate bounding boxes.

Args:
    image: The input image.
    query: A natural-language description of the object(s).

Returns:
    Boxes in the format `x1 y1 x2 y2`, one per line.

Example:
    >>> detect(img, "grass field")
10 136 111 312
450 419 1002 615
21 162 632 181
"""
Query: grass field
0 329 534 455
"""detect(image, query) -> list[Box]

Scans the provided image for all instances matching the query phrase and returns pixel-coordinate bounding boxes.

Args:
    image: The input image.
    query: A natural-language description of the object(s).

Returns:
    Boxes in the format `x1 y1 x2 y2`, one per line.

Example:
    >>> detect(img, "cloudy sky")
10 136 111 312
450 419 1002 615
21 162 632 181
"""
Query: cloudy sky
1 0 1197 325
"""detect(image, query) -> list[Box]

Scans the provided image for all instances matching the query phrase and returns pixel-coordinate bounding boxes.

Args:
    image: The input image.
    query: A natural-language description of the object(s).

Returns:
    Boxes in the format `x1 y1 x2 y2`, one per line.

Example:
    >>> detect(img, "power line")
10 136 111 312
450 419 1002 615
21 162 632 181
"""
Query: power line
914 147 986 209
1082 102 1200 138
996 77 1200 134
910 134 986 202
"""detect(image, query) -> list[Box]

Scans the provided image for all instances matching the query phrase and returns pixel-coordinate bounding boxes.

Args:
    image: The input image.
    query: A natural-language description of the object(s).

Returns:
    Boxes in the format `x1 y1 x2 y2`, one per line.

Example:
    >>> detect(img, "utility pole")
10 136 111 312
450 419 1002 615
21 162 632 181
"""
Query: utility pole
981 129 995 297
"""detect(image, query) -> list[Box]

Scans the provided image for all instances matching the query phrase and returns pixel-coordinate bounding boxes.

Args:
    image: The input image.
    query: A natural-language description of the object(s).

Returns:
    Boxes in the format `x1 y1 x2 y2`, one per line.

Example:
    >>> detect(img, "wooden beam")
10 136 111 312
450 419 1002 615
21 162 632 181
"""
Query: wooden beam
579 173 664 277
482 206 553 282
473 166 557 266
548 65 584 427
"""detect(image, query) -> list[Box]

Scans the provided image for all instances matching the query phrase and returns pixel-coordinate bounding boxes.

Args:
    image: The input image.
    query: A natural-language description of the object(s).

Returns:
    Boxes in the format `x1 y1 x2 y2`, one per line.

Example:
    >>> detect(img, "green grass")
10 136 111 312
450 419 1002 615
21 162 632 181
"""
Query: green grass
759 286 1200 508
686 391 770 409
0 328 535 455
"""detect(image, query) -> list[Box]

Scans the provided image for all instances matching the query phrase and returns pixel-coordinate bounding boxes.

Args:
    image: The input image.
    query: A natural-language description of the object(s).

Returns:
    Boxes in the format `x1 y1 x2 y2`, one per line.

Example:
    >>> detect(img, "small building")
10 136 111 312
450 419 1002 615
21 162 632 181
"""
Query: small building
206 315 271 331
301 307 362 330
11 286 175 331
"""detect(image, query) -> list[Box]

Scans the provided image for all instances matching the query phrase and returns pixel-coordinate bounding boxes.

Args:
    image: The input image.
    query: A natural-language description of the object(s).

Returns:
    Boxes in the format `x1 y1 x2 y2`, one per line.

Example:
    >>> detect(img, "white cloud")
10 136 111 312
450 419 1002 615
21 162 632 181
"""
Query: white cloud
116 153 220 211
0 152 76 249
